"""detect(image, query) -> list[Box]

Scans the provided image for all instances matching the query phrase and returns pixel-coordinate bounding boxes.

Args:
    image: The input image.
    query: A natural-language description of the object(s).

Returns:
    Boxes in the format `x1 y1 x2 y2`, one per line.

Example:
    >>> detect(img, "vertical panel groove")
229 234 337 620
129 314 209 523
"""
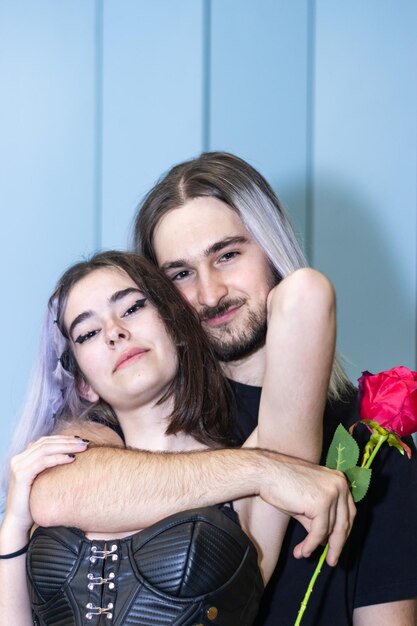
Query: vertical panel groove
305 0 316 265
94 0 104 250
202 0 211 152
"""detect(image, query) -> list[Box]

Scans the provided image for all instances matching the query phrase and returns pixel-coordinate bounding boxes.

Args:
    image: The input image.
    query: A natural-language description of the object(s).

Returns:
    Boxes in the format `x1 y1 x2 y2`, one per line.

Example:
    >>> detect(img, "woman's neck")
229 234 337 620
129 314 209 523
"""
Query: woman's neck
116 402 206 453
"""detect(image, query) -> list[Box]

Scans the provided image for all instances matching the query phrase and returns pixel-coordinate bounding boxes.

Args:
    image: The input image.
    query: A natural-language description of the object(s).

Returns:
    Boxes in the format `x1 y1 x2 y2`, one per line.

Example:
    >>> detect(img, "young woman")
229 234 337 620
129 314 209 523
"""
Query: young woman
0 251 347 625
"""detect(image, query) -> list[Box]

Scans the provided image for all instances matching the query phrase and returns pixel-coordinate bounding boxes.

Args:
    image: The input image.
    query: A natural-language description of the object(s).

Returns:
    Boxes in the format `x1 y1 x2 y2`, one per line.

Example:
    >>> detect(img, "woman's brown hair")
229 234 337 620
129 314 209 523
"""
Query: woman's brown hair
52 250 236 448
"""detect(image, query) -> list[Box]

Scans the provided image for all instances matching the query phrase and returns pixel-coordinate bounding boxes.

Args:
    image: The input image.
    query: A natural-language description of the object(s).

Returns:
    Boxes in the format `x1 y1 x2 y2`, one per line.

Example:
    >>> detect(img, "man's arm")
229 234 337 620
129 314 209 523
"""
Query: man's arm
31 444 262 529
235 270 342 580
30 429 351 560
353 599 417 626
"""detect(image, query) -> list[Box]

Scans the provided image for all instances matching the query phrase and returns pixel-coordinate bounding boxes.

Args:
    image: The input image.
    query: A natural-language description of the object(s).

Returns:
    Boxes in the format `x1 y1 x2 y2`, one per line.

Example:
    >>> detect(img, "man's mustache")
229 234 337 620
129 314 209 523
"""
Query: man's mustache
199 298 246 322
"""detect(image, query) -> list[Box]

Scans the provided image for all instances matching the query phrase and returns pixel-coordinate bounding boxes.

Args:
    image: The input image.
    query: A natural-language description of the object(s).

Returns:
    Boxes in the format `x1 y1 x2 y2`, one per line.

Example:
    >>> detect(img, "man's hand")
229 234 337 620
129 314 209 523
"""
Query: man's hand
258 451 356 566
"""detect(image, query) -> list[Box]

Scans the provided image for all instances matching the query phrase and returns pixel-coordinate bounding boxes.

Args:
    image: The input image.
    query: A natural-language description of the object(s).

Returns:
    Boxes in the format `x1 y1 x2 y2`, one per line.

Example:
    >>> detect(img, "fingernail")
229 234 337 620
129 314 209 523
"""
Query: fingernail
67 454 76 458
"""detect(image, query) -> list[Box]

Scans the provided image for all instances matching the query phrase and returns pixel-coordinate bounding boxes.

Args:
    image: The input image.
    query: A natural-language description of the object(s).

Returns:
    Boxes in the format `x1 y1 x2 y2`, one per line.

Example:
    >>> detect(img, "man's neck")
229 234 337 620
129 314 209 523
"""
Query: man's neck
220 345 266 387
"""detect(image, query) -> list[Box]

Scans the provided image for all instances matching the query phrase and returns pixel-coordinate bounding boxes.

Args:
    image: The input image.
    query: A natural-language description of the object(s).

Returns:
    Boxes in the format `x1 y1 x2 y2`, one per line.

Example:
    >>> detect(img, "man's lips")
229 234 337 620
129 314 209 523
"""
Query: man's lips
114 348 148 371
202 305 242 327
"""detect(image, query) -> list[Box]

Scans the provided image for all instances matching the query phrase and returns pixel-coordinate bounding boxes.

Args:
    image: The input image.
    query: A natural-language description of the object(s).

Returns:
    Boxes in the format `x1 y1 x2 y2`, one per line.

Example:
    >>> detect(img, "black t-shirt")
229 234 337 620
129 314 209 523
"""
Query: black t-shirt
229 379 417 626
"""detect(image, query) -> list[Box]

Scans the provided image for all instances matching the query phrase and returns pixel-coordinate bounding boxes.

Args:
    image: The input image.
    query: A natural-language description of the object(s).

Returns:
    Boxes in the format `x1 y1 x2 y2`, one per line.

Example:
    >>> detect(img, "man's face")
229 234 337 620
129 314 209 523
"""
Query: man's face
152 197 276 362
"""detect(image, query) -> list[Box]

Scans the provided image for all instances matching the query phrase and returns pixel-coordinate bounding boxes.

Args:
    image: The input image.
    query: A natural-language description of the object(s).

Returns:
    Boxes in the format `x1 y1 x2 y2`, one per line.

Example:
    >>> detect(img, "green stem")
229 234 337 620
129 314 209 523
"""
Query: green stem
293 433 388 625
294 545 329 626
362 434 388 468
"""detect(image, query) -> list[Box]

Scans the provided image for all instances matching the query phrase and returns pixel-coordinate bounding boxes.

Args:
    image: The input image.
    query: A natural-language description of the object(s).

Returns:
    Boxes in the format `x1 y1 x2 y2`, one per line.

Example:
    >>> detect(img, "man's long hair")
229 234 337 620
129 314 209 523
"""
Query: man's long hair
133 151 352 399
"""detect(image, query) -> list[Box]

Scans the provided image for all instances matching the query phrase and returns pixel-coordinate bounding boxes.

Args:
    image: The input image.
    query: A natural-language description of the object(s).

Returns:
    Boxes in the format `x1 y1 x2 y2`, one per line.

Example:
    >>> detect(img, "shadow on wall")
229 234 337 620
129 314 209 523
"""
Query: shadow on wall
279 177 415 384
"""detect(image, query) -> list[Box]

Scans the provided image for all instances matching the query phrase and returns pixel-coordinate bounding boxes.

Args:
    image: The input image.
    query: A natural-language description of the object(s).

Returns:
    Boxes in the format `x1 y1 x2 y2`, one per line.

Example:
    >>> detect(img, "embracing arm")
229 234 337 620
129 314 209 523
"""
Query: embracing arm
30 422 351 561
31 419 250 529
30 440 269 530
258 268 336 461
29 431 301 530
238 269 353 582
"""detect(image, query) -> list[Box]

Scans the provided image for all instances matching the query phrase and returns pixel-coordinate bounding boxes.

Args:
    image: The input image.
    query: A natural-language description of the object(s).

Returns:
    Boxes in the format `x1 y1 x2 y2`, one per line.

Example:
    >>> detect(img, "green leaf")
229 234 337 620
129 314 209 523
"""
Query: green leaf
325 424 360 472
345 466 372 502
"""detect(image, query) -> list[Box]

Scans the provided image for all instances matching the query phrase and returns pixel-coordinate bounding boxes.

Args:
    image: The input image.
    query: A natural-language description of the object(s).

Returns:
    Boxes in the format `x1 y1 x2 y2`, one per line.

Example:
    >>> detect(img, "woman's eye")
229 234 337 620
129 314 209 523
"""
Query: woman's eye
122 298 147 317
75 330 98 345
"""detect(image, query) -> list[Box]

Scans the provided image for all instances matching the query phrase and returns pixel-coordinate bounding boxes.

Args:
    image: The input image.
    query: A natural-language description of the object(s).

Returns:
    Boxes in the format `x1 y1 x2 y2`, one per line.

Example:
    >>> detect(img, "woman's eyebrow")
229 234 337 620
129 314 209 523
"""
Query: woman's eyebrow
68 289 142 339
69 311 93 339
109 287 142 303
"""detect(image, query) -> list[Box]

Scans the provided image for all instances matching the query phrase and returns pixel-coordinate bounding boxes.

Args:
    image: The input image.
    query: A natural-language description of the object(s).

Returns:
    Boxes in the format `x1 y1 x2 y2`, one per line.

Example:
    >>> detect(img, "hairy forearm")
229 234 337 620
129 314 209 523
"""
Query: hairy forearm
30 445 267 531
30 442 354 565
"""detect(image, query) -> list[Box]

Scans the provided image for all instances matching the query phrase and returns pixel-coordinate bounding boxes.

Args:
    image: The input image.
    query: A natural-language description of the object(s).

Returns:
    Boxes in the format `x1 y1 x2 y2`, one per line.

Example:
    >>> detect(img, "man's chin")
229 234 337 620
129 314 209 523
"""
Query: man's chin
202 307 267 363
208 330 267 363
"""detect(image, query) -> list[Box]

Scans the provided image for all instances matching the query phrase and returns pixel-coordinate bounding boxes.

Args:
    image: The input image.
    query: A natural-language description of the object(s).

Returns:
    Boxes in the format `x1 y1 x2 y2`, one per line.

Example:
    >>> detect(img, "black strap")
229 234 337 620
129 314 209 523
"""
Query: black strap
0 542 30 559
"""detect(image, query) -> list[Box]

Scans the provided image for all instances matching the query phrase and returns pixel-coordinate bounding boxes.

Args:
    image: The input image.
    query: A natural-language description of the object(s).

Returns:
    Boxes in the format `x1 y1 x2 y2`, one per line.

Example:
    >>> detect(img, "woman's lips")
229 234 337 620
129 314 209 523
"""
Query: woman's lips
114 348 148 371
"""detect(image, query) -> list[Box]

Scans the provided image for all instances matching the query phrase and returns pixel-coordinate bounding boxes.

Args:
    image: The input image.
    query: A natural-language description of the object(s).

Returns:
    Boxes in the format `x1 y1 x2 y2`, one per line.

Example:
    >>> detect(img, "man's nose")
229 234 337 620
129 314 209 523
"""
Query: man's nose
196 272 228 307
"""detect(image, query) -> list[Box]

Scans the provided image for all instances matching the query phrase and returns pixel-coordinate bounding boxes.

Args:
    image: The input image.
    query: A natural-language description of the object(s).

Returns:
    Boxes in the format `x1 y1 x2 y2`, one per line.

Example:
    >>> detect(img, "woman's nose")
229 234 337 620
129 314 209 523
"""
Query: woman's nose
105 320 130 346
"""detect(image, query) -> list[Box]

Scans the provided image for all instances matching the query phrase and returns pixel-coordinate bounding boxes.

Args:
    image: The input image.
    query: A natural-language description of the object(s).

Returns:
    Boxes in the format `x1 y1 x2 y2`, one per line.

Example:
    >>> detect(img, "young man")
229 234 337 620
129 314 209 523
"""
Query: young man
133 152 417 625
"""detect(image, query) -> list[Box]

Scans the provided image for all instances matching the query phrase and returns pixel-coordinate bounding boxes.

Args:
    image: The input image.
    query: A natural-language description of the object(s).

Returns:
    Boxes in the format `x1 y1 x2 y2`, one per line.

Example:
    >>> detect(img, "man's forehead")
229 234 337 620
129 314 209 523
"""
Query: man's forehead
152 198 250 266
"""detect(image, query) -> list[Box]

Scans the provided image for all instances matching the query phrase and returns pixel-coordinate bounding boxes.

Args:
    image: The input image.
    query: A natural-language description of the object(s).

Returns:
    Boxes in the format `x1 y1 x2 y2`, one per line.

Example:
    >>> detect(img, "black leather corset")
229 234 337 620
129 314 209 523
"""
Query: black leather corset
27 506 264 625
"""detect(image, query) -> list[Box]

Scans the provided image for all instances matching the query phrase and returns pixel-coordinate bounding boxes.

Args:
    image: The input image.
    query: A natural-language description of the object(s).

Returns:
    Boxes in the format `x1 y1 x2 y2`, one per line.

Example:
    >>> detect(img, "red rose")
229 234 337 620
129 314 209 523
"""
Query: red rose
358 366 417 437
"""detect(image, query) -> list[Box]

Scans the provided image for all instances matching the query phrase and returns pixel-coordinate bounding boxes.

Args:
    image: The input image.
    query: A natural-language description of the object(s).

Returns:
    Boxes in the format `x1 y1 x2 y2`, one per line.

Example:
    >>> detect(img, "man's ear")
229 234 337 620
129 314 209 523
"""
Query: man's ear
77 378 100 403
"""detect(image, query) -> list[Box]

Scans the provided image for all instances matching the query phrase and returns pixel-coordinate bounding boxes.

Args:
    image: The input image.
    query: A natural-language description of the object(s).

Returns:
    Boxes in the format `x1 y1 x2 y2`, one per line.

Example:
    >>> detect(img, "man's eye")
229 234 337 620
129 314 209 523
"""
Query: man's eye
122 298 147 317
220 251 238 262
172 270 191 282
75 330 98 345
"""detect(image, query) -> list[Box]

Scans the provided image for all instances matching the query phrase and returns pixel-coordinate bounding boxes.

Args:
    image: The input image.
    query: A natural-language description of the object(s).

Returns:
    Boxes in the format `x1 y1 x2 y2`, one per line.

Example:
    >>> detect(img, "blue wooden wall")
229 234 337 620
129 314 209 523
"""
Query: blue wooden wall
1 0 416 464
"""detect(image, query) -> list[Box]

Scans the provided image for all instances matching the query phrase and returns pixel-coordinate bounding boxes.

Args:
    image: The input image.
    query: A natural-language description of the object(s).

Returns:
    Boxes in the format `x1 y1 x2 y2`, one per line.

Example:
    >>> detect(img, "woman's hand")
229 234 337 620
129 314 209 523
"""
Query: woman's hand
4 436 89 533
0 437 86 626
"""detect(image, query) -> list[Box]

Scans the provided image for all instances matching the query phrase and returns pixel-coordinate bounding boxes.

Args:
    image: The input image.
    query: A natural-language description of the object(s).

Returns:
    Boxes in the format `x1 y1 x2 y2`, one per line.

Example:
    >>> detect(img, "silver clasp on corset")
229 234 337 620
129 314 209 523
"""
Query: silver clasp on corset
89 544 118 563
87 572 116 590
85 602 114 620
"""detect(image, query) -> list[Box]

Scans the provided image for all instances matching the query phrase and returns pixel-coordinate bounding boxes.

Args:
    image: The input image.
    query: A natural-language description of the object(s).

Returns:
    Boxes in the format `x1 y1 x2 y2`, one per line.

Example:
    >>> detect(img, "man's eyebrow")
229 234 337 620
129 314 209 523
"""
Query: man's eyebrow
160 236 249 271
68 288 141 339
205 236 248 256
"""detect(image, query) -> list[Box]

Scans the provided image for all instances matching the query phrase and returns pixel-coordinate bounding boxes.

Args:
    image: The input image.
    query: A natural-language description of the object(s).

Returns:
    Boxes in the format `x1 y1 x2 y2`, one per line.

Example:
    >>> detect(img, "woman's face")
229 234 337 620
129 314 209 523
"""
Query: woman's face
63 266 178 416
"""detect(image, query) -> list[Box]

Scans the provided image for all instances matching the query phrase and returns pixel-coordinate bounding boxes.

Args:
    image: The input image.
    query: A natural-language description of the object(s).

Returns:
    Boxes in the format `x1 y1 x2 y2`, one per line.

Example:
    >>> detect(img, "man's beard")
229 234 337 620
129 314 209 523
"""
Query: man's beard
200 298 267 362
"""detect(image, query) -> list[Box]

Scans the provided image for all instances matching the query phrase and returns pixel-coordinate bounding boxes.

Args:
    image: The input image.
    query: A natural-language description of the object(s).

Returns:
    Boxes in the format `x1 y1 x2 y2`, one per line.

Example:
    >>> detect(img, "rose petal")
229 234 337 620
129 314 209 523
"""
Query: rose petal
358 367 417 437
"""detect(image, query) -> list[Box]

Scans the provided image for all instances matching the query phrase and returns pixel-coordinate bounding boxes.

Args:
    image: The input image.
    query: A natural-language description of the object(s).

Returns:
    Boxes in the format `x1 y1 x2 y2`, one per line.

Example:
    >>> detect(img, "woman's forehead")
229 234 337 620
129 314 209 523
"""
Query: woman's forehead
64 267 139 319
